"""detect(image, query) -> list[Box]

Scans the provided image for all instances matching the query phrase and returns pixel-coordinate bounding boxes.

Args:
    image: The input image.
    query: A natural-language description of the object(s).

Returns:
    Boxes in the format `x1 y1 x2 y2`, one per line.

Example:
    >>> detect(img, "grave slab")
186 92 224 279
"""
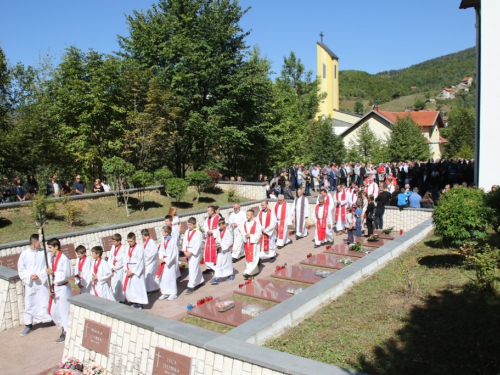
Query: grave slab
324 244 368 258
187 297 267 327
374 230 395 240
300 253 349 270
272 265 324 284
234 279 306 303
363 239 387 248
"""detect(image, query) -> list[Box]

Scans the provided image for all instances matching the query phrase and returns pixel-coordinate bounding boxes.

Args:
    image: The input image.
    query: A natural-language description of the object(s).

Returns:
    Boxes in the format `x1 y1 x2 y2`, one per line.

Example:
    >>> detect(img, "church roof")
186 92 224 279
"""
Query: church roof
377 110 444 128
317 42 339 60
459 0 480 9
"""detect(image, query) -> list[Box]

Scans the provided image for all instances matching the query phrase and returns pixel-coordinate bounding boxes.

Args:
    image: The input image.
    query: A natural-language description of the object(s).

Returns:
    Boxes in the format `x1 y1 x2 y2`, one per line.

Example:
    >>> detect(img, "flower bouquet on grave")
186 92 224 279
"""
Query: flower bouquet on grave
59 357 83 372
338 257 353 266
382 227 394 234
286 287 304 295
349 242 369 254
314 270 333 278
215 300 235 312
367 234 379 242
83 363 107 375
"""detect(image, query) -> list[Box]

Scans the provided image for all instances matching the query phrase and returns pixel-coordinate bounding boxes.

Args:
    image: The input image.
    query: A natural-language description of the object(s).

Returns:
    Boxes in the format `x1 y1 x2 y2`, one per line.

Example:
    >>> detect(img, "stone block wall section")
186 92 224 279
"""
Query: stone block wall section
65 294 362 375
0 267 24 330
216 181 267 200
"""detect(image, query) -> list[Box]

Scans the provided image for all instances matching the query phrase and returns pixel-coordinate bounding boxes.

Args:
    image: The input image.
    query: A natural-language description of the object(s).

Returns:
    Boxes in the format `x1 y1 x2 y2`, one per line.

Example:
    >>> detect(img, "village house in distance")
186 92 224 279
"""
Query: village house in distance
316 38 448 160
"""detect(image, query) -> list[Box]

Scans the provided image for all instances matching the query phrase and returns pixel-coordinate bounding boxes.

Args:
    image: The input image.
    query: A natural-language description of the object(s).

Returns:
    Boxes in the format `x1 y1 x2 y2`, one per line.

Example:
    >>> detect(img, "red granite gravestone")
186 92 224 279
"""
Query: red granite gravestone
101 236 114 251
363 239 387 248
187 298 267 327
0 253 21 270
148 227 158 240
60 243 76 260
300 253 349 270
152 347 191 375
82 319 111 356
324 244 368 258
234 279 306 303
272 265 324 284
374 230 395 240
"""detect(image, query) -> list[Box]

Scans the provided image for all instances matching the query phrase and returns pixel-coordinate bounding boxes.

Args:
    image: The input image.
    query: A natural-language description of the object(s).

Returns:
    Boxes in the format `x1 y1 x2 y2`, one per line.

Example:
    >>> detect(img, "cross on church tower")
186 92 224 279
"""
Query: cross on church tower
320 31 324 43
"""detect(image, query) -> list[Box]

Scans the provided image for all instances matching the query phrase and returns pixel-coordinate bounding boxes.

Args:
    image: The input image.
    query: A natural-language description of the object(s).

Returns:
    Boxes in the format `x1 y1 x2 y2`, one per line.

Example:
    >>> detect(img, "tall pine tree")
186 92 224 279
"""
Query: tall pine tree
387 115 430 161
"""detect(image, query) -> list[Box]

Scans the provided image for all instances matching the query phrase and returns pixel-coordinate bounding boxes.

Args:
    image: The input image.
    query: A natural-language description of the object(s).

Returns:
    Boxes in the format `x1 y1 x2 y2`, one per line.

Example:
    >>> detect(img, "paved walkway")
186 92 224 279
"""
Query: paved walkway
1 190 347 374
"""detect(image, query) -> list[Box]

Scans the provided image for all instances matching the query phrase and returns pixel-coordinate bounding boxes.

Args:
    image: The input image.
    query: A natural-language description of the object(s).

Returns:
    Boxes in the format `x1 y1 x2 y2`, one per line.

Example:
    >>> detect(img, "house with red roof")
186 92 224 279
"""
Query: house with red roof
341 107 448 160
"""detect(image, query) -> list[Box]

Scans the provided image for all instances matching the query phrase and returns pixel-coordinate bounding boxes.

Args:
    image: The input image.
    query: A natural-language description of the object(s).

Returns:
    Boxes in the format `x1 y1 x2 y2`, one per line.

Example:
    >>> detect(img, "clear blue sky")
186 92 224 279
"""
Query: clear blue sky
0 0 475 76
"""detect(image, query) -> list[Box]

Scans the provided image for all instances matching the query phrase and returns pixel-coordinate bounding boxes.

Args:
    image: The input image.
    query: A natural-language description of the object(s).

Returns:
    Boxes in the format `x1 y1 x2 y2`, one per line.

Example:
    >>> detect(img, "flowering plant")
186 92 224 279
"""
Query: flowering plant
338 257 353 266
382 227 394 234
83 363 107 375
59 357 83 371
348 242 363 252
367 234 379 242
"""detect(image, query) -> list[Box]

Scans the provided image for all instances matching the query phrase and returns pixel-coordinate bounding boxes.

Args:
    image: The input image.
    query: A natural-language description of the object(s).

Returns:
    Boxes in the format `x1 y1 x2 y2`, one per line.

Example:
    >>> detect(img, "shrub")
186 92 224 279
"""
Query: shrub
165 178 188 203
61 196 84 227
31 195 57 221
433 187 493 246
227 188 241 203
187 171 212 202
203 169 222 183
461 243 500 292
485 189 500 232
154 167 174 188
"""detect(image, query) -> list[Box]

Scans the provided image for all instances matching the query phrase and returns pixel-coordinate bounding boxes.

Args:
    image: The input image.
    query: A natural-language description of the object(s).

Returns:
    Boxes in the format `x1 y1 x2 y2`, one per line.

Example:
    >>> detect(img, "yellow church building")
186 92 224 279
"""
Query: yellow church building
316 40 447 160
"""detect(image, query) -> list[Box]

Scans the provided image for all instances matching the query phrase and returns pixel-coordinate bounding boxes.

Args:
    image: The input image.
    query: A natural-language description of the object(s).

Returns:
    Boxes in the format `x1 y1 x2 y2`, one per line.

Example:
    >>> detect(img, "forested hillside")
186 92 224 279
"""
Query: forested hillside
340 47 475 103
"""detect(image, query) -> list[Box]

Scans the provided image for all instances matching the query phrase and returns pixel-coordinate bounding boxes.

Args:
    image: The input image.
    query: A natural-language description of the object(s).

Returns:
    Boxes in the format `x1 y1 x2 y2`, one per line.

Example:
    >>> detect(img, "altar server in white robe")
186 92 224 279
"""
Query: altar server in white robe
108 233 126 302
258 200 277 262
227 203 246 261
242 209 262 279
347 183 359 208
18 234 52 337
46 238 73 344
157 226 178 301
333 184 349 234
312 197 333 247
123 232 148 309
182 217 204 295
142 229 159 293
366 176 379 200
211 219 234 284
293 187 309 239
164 215 181 279
90 246 115 301
275 195 293 249
74 245 92 294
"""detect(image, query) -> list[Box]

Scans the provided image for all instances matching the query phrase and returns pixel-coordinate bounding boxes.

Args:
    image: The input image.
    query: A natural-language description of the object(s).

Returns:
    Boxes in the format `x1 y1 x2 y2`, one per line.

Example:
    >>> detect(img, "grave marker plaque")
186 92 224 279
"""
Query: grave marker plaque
60 243 76 260
234 279 305 303
152 347 191 375
273 265 324 284
363 239 386 248
148 227 158 240
325 244 367 258
82 319 111 356
0 253 21 270
101 236 114 251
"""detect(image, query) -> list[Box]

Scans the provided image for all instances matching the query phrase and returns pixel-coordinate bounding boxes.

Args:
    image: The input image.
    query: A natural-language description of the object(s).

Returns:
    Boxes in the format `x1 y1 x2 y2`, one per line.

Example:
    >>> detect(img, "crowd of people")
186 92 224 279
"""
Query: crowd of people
0 174 134 203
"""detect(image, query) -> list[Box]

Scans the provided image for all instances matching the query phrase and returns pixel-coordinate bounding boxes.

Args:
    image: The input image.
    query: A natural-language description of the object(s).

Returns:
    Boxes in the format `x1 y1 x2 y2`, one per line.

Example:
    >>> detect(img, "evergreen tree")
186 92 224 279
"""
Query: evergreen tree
302 117 345 165
346 122 385 163
354 100 364 114
445 107 475 158
387 115 430 161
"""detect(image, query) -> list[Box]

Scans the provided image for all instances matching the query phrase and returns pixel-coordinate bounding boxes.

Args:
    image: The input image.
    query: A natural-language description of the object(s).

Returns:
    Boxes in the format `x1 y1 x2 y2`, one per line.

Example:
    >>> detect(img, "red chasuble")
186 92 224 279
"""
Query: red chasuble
274 202 287 240
204 215 219 265
123 244 137 291
258 210 272 253
93 258 101 296
244 221 257 262
335 190 347 222
315 205 328 241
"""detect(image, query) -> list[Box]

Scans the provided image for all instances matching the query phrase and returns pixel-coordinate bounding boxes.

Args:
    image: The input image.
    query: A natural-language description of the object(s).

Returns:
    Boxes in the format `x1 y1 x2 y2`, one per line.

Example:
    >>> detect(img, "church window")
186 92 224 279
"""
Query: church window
335 65 337 79
323 64 326 78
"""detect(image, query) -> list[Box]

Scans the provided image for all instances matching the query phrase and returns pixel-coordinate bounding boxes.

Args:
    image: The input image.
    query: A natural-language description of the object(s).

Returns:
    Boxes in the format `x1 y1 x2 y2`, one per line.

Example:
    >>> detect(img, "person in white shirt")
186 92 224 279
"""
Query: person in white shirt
108 233 126 302
211 219 235 284
157 226 178 301
227 203 246 261
312 197 333 247
274 195 292 249
18 234 52 337
293 187 309 239
101 177 111 192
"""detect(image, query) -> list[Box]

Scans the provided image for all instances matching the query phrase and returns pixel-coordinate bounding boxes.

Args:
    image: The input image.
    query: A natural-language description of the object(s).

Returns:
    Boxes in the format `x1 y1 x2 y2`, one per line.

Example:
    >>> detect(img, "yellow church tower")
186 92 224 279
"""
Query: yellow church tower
316 33 340 119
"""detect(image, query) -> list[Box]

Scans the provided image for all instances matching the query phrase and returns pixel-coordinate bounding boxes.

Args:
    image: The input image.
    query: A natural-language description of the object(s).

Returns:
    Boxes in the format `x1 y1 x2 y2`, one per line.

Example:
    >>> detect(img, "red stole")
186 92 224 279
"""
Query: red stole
76 256 87 280
244 221 257 262
204 215 219 265
155 238 170 278
258 210 272 253
335 190 347 222
123 244 137 292
315 205 328 241
93 258 101 296
274 202 287 240
112 244 121 267
48 251 62 315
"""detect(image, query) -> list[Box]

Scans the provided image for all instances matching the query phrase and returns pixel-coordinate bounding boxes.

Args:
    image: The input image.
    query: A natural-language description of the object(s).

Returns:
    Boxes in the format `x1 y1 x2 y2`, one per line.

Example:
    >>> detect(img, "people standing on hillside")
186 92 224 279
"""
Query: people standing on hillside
365 195 376 237
46 238 73 343
333 184 348 235
89 246 115 301
18 234 52 337
73 175 86 195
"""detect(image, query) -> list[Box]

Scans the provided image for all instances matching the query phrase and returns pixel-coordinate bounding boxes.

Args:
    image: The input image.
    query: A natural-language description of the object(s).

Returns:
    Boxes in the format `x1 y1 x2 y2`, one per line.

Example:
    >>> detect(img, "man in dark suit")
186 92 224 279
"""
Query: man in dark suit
359 163 367 187
290 164 297 191
339 163 347 186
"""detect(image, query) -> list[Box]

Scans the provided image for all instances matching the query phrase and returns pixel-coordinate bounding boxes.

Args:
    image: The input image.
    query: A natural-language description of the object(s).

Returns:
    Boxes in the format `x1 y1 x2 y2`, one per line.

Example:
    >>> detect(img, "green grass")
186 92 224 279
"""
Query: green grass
0 188 243 244
179 316 233 334
232 293 278 309
265 233 500 374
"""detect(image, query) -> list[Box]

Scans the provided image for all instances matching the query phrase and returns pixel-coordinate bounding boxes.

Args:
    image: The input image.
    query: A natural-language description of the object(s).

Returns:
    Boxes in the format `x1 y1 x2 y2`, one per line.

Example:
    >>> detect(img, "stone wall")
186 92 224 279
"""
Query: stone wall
216 181 267 201
65 295 352 375
0 267 23 330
